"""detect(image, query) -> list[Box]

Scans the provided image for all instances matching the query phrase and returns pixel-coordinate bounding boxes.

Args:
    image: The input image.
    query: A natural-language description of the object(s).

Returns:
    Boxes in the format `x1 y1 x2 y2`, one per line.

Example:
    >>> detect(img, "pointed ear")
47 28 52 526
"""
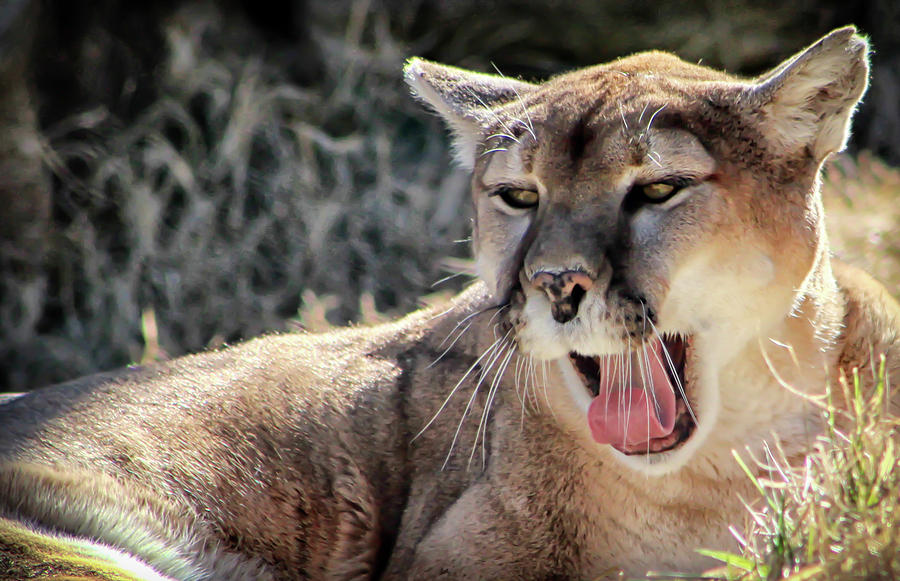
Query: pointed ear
744 26 869 161
404 58 536 169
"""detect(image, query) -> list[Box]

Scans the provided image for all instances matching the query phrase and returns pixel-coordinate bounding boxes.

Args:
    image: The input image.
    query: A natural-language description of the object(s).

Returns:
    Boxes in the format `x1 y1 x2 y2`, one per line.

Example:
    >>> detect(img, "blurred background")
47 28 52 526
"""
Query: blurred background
1 0 898 391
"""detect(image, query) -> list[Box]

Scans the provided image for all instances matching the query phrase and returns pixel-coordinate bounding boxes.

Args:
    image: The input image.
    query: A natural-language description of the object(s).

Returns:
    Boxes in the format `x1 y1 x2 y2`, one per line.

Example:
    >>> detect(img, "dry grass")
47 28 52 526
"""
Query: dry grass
1 2 474 389
696 362 900 580
823 153 900 292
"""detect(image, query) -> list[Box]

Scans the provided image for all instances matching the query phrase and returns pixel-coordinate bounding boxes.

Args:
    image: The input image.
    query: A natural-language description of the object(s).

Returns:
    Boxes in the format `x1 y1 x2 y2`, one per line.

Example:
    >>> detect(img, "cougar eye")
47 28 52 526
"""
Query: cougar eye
641 183 676 201
492 187 539 210
623 178 696 213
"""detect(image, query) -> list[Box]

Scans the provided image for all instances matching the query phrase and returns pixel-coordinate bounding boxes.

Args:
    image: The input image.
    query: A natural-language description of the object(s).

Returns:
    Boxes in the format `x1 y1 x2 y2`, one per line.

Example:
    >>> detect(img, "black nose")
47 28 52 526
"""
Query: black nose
530 270 594 323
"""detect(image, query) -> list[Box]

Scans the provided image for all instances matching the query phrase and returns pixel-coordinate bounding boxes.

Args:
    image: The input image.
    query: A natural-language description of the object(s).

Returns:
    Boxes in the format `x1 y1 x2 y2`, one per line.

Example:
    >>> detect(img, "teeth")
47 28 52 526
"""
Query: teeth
567 334 697 455
567 334 688 400
567 353 600 396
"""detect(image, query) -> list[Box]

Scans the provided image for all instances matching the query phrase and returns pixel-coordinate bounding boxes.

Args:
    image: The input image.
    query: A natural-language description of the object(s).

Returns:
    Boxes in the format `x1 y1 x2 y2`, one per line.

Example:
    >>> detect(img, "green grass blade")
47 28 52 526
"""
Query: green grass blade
695 549 765 575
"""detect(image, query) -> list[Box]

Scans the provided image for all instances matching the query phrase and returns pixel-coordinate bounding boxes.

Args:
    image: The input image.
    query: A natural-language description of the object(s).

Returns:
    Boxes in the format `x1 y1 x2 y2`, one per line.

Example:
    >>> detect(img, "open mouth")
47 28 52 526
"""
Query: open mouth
568 335 696 455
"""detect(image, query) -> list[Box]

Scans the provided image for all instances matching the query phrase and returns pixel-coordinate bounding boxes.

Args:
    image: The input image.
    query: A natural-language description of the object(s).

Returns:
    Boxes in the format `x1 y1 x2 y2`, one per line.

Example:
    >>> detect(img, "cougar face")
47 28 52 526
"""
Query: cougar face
407 29 868 474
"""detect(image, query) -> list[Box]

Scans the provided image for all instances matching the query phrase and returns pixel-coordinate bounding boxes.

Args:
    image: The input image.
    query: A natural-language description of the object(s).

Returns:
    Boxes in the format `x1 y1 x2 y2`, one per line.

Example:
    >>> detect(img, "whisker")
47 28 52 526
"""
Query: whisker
513 351 526 406
490 62 537 143
518 355 532 428
637 102 650 125
489 342 517 439
756 335 827 409
638 303 663 421
540 359 556 419
488 304 510 328
430 304 505 367
468 343 507 468
435 304 500 346
415 333 506 442
472 338 517 469
456 330 512 470
611 335 623 425
480 147 509 157
636 339 654 450
619 104 629 131
431 271 471 288
485 132 520 143
428 320 474 370
465 87 521 147
644 104 667 136
642 345 654 456
649 320 698 425
623 345 633 444
527 356 539 412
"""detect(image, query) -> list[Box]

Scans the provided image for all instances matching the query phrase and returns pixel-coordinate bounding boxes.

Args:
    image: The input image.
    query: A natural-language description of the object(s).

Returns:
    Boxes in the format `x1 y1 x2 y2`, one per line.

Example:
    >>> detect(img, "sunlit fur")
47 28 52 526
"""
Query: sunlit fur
406 26 874 476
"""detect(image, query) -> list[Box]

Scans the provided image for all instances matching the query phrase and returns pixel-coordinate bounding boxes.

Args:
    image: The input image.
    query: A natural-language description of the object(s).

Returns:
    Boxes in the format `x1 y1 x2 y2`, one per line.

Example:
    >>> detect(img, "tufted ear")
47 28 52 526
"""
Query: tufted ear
404 58 536 169
742 26 869 161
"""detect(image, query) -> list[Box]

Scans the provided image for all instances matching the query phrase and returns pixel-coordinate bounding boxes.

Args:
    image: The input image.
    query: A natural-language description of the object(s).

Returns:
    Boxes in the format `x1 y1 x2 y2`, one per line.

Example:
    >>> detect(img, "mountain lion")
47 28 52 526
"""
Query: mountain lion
1 26 897 580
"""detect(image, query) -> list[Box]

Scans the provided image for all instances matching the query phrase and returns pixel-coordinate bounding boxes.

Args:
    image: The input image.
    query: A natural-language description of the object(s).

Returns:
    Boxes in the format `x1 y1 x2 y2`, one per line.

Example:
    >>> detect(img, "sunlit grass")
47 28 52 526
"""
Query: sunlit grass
700 358 899 580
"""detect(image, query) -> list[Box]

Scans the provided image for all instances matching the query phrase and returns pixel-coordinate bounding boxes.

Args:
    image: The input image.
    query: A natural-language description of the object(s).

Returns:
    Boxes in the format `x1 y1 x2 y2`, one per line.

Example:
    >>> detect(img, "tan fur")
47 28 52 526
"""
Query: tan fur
1 27 898 579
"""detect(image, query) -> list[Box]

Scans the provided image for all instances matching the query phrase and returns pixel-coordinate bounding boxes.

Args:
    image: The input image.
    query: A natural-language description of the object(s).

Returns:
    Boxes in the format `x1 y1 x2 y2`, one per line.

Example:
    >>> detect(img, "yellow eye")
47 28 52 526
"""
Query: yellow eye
641 182 675 201
496 187 539 209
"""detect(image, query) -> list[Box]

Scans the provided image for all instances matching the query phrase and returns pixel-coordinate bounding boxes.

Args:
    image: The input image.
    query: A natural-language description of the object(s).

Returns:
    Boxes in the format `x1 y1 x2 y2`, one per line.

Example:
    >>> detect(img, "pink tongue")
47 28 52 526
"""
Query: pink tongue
587 338 677 449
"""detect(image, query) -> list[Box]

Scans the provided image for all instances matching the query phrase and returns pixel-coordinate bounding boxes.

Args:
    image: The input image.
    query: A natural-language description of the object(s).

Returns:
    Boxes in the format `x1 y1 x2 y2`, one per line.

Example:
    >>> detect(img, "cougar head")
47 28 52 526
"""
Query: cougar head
406 27 868 474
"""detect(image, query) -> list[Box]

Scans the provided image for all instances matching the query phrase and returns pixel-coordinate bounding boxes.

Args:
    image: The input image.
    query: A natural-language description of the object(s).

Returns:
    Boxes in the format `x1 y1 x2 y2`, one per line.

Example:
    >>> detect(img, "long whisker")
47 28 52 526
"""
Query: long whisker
487 304 510 328
540 359 556 419
456 336 510 470
519 355 533 428
513 351 525 406
426 280 483 323
623 344 633 444
527 356 540 412
645 104 667 133
429 304 505 368
636 339 653 450
490 62 537 143
485 132 520 143
650 339 687 418
415 333 506 442
522 356 532 416
643 340 660 415
481 336 516 427
434 304 500 348
639 303 663 420
431 271 471 288
637 102 650 125
611 321 624 426
465 87 521 146
472 338 517 469
648 320 698 425
428 320 474 369
756 334 828 409
450 330 512 470
491 341 517 422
